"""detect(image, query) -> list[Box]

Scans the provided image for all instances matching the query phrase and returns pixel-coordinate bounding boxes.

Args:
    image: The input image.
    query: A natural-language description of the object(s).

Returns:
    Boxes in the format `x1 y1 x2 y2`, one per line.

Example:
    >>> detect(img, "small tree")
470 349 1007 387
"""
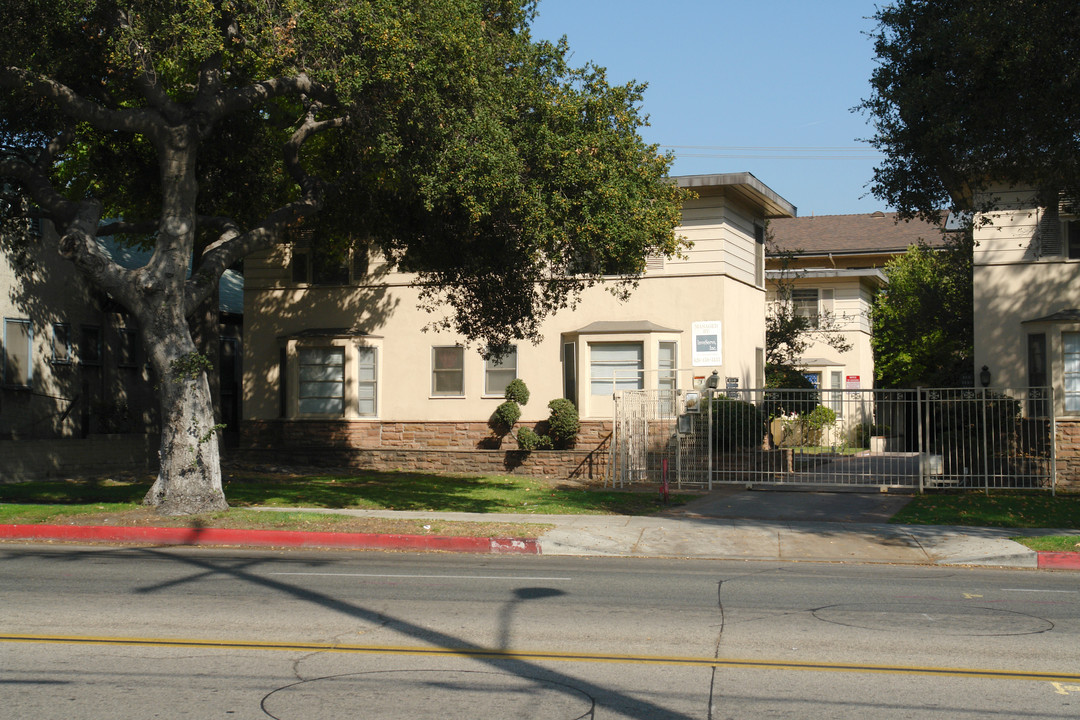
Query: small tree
872 237 973 388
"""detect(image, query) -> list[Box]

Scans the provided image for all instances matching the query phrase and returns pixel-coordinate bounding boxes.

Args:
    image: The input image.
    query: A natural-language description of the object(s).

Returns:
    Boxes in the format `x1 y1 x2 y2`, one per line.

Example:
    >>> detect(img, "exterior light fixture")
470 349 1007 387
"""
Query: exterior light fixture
979 365 991 388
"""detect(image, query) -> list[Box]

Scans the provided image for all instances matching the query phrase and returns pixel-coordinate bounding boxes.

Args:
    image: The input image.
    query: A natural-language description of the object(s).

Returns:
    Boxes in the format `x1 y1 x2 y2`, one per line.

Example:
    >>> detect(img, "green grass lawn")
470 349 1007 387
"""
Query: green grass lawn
0 470 689 532
890 491 1080 554
890 491 1080 529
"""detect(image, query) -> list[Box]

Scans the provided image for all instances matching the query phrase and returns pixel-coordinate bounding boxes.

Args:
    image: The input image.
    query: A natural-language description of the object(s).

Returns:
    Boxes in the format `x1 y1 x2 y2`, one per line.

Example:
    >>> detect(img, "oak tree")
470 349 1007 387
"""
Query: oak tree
0 1 686 514
858 0 1080 222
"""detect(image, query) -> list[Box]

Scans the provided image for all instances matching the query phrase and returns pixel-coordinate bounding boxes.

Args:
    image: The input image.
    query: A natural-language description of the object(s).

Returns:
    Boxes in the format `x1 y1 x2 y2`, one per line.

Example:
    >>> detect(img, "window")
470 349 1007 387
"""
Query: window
563 342 577 405
1068 220 1080 260
1028 334 1050 416
484 347 517 397
590 342 643 395
830 370 843 417
791 289 819 327
3 318 32 387
754 224 765 287
290 239 356 286
52 323 72 364
432 346 465 396
298 347 345 415
1064 333 1080 413
357 346 378 416
80 325 102 366
658 342 677 414
117 328 139 368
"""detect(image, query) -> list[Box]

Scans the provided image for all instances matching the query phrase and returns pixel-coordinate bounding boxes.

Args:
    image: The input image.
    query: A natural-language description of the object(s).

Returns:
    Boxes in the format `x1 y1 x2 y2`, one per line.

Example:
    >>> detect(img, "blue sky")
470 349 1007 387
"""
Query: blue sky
529 0 886 217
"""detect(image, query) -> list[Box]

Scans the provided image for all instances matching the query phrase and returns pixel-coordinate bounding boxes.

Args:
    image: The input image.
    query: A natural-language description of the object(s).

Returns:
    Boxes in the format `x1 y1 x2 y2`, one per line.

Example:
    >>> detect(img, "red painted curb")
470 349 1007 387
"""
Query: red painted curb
0 524 540 555
1037 551 1080 570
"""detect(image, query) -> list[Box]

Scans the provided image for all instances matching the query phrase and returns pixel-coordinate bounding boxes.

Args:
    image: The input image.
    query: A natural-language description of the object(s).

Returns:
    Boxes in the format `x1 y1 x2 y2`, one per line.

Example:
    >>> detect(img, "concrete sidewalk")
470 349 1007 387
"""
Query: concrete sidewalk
3 487 1078 569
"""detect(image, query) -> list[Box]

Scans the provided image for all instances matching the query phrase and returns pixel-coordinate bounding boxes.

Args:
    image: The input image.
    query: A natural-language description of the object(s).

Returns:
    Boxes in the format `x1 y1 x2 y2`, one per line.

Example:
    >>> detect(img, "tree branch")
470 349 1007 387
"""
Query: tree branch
198 73 337 122
114 9 183 124
0 66 159 135
185 199 322 315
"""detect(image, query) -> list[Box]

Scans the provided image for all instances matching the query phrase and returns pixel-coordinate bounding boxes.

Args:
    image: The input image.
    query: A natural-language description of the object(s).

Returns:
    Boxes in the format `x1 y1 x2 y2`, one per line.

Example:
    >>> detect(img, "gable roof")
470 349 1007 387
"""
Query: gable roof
768 212 946 256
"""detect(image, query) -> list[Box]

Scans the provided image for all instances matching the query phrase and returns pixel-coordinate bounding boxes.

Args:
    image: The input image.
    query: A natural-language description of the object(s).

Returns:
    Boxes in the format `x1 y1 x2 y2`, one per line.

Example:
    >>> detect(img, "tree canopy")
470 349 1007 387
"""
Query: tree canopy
0 1 686 514
858 0 1080 222
871 234 973 388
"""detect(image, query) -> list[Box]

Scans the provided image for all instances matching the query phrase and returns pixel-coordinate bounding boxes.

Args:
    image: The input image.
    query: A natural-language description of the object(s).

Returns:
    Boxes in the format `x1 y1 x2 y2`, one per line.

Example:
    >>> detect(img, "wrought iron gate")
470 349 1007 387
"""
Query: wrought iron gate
609 387 1056 492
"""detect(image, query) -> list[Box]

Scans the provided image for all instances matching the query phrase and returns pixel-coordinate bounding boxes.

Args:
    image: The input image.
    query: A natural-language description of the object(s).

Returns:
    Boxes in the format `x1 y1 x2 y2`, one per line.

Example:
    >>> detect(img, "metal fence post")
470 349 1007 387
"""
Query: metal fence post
707 388 714 491
1050 386 1058 497
917 388 925 494
981 389 990 495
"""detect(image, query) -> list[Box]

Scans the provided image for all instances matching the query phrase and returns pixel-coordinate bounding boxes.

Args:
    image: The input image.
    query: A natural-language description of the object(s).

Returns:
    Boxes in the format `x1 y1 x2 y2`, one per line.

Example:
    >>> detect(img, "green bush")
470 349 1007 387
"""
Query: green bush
710 396 766 451
516 426 552 451
504 378 530 405
803 404 837 446
546 398 580 448
492 400 521 429
762 365 819 418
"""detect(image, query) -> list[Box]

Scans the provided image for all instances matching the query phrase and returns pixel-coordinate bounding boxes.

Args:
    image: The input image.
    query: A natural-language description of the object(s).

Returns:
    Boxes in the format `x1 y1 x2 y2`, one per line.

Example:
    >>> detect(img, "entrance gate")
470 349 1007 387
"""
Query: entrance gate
610 387 1056 492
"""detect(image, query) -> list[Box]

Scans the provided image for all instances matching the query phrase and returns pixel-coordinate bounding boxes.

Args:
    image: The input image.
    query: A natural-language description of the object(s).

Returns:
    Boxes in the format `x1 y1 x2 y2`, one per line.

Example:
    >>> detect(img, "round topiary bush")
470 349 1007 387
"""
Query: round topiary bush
504 378 530 405
492 400 521 429
546 398 580 448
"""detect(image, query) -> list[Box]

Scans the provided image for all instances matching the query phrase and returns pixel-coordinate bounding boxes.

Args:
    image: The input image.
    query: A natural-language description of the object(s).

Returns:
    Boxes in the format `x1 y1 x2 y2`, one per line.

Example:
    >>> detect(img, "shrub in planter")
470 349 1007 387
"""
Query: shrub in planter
516 426 552 451
504 378 530 406
546 398 580 448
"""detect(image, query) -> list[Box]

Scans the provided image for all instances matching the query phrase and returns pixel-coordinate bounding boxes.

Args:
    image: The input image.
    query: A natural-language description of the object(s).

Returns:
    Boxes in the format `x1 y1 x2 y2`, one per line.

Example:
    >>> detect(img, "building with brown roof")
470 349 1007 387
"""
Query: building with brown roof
765 212 943 406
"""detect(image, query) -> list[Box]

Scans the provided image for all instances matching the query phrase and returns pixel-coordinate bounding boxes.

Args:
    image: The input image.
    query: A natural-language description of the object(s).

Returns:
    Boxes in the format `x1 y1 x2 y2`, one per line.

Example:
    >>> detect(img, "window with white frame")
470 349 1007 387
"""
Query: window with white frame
52 323 72 364
658 342 677 414
357 346 378 416
3 318 32 387
484 347 517 397
590 342 643 395
829 370 843 417
432 346 465 396
791 289 820 327
1064 333 1080 412
298 346 345 415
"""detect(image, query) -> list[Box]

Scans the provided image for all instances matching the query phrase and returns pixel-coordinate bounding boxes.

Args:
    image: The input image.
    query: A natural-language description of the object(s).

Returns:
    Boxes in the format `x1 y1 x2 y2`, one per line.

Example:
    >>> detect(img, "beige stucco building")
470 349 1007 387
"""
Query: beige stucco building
240 173 796 477
971 187 1080 404
766 212 946 393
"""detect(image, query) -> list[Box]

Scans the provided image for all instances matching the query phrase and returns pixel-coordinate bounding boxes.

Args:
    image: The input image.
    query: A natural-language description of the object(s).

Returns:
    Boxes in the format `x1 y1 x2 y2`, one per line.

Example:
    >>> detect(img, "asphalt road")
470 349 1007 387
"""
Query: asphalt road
3 545 1079 718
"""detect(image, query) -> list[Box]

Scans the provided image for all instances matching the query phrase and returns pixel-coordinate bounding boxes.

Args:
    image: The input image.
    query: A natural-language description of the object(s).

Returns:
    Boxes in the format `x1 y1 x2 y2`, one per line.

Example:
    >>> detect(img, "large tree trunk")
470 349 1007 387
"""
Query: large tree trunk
139 128 228 515
142 321 228 515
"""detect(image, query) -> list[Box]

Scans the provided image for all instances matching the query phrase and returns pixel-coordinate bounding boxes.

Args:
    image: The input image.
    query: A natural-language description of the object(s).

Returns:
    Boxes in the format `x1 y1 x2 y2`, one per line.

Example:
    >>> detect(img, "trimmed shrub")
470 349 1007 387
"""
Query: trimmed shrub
710 396 767 451
516 426 552 451
546 398 580 448
504 378 530 406
492 400 521 429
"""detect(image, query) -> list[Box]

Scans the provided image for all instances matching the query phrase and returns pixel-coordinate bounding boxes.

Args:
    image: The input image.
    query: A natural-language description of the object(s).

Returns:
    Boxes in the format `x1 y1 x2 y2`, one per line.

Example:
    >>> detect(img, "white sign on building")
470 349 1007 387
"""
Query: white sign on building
692 321 722 366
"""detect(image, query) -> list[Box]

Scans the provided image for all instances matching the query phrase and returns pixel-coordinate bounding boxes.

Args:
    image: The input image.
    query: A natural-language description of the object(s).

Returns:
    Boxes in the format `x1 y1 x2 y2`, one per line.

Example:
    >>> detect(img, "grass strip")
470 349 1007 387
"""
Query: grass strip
891 491 1080 529
1010 535 1080 553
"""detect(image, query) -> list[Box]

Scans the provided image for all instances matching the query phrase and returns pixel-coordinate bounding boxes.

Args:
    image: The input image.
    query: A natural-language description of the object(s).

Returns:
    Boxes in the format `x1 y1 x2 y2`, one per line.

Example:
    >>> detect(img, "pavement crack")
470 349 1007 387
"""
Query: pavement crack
707 578 726 720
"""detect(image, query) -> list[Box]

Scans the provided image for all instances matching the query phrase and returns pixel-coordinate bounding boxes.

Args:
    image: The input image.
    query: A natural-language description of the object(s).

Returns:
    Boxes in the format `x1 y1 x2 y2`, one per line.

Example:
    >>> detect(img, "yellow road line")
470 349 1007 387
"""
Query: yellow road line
3 633 1079 684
